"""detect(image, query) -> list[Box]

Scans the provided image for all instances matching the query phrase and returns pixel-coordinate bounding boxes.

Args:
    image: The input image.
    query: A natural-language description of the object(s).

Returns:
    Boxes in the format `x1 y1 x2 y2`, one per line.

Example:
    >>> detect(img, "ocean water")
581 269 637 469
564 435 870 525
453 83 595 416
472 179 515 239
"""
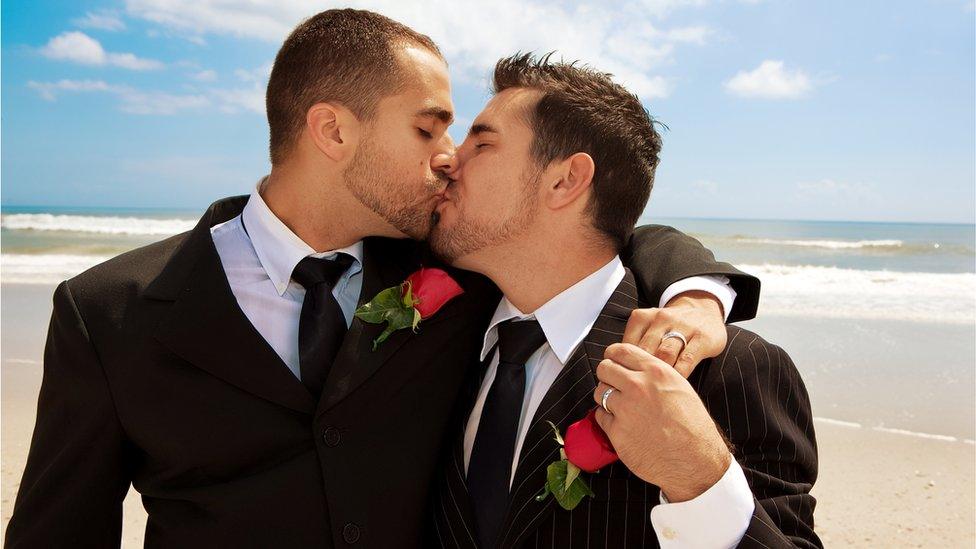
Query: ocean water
3 207 975 324
2 206 975 439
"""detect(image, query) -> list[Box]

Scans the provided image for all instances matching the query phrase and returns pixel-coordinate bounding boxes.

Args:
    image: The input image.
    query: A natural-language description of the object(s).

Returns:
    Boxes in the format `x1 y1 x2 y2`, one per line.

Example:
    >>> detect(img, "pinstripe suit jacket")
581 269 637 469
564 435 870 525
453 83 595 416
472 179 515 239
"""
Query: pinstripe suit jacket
433 270 821 548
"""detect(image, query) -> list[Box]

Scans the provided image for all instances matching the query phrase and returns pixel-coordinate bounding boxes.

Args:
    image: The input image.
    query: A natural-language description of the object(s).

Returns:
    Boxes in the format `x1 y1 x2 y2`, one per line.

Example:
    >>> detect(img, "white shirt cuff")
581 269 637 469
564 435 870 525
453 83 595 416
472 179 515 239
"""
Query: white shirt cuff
659 275 736 322
650 458 754 548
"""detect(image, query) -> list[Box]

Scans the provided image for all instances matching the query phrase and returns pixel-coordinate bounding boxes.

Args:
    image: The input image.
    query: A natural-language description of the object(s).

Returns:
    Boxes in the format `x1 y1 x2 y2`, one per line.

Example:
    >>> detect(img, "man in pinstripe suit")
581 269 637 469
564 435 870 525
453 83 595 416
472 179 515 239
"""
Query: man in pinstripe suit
428 53 821 548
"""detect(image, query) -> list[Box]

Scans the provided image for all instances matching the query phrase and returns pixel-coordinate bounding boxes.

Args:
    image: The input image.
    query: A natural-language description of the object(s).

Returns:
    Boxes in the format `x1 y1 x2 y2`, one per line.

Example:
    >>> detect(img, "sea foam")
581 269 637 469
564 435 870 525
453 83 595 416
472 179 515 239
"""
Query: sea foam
1 213 195 236
741 263 976 324
3 255 973 324
735 237 906 250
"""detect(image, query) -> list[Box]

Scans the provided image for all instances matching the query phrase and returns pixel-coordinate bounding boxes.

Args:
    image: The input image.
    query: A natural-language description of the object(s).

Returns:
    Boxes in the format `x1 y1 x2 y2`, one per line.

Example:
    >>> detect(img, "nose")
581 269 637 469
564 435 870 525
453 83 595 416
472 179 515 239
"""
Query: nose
431 133 459 178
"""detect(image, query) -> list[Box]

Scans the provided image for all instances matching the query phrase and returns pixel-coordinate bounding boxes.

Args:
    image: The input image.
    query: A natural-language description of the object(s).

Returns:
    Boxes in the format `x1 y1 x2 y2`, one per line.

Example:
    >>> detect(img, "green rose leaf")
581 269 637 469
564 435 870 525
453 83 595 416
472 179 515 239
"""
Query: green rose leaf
402 281 416 308
355 284 424 350
545 459 595 511
565 460 581 490
354 286 404 324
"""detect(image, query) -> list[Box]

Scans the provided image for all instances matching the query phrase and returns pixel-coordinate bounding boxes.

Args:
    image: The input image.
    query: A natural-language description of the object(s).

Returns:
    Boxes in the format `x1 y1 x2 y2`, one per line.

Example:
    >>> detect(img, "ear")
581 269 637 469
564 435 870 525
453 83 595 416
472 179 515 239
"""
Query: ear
305 102 360 162
545 152 595 210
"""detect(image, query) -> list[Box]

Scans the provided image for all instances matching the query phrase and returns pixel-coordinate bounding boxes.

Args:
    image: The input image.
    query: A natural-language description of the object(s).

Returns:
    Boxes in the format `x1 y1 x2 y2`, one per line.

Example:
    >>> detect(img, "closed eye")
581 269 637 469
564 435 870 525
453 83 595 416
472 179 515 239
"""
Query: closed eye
417 128 433 139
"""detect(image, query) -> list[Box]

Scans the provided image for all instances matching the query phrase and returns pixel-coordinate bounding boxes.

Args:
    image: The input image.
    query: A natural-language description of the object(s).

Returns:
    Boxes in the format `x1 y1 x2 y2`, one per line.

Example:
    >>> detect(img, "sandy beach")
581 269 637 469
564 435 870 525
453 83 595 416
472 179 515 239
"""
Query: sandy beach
2 282 974 547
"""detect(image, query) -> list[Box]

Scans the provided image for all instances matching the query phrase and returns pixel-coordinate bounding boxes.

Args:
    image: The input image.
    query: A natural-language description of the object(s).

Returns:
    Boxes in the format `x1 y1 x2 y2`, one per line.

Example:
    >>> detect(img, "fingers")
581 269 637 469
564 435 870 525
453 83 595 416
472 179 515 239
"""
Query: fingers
593 405 614 433
622 308 658 346
595 357 637 390
625 308 696 367
672 339 701 378
592 381 618 411
652 334 685 367
603 342 658 372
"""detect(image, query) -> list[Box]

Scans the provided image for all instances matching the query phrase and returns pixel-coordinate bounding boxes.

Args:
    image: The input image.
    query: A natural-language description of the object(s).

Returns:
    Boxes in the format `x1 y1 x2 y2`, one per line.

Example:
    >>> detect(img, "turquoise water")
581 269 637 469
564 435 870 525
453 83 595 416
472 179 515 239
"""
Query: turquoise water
648 216 976 274
1 206 974 323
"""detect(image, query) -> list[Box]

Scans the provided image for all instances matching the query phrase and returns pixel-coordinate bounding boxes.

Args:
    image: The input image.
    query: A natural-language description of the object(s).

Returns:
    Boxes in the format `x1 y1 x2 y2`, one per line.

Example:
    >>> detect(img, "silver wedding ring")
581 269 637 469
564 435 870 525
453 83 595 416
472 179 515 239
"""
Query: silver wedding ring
662 330 688 351
601 387 615 415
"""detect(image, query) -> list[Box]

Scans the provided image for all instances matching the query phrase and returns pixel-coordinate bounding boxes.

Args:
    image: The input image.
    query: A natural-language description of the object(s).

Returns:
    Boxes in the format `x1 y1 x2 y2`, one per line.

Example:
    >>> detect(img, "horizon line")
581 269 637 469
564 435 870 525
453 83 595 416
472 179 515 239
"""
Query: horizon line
1 202 975 227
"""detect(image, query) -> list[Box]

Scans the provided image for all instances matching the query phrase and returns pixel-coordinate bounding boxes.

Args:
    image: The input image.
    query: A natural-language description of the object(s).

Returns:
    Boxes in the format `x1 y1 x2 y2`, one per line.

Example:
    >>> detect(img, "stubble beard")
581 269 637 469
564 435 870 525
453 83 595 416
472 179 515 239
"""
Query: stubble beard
343 139 443 240
430 172 540 266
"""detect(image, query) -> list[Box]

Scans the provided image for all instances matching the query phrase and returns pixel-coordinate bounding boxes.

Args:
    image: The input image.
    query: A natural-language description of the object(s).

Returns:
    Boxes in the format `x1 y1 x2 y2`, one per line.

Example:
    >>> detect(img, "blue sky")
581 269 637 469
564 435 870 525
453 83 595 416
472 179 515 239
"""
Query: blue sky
2 0 974 223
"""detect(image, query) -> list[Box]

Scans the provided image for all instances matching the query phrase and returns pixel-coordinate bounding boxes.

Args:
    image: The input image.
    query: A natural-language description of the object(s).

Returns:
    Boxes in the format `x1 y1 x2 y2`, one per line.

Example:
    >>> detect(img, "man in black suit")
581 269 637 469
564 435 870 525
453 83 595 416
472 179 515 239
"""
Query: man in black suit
430 54 819 547
5 11 761 549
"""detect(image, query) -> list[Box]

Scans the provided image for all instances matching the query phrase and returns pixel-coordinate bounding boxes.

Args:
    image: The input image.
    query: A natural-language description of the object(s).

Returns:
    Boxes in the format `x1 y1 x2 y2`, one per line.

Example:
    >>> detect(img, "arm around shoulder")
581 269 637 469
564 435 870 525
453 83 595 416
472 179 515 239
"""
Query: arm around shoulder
621 225 761 322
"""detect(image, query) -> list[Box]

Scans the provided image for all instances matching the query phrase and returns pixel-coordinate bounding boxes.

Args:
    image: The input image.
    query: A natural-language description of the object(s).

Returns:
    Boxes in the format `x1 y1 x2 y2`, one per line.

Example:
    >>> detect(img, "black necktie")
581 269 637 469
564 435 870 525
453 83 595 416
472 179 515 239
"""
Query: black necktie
467 318 547 549
291 253 355 398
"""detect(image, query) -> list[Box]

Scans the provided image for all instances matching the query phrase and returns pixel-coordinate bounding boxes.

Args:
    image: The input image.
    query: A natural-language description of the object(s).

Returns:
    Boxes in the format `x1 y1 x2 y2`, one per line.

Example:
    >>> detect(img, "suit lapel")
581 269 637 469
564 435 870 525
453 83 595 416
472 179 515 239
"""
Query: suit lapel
436 350 495 548
316 237 422 413
150 196 317 416
497 270 639 549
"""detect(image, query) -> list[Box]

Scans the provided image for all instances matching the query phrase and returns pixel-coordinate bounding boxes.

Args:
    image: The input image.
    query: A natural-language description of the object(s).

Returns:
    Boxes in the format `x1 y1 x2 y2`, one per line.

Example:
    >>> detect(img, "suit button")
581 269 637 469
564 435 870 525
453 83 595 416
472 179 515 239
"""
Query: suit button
323 427 341 447
342 522 361 544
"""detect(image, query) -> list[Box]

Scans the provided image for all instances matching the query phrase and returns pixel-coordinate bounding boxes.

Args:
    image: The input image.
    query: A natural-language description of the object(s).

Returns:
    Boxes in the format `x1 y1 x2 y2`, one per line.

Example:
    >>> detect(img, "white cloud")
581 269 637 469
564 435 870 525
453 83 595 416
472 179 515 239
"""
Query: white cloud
73 11 127 31
124 0 715 100
724 60 812 99
27 79 112 101
110 52 165 70
192 69 218 82
212 86 265 114
40 31 163 70
234 63 273 83
117 89 210 114
27 79 208 114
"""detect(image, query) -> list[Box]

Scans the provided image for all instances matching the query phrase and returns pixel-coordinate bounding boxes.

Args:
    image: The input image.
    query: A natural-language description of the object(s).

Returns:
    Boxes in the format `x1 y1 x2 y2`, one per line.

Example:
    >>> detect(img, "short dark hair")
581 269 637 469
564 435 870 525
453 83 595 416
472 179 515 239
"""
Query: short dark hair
266 9 443 165
493 53 663 249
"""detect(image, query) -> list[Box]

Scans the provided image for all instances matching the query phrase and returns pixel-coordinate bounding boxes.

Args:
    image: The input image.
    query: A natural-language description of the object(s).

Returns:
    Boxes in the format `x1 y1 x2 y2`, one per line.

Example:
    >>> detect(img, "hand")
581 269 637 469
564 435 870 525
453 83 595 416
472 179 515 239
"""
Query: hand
623 290 728 378
593 342 731 502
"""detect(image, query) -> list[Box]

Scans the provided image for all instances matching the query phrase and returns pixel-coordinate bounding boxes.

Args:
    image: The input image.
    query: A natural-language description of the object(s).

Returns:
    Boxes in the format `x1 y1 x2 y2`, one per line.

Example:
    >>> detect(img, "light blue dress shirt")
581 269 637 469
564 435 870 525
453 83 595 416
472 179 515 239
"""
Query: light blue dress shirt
211 180 364 380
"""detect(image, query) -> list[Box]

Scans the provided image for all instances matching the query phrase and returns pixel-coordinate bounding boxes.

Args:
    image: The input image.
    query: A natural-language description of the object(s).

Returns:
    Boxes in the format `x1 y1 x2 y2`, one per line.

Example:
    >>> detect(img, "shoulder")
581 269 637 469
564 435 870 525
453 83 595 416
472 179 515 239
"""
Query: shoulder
690 325 803 398
64 230 191 310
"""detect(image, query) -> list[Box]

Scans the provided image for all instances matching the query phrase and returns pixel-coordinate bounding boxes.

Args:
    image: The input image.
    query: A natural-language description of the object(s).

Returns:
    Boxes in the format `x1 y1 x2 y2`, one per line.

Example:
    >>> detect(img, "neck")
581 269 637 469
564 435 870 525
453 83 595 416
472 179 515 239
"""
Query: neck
472 232 617 313
261 163 378 252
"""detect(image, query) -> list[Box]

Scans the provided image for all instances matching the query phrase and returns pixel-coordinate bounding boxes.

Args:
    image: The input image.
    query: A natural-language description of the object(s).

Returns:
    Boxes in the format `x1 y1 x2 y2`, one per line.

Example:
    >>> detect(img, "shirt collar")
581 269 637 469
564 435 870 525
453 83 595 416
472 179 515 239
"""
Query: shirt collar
242 177 364 296
479 256 626 364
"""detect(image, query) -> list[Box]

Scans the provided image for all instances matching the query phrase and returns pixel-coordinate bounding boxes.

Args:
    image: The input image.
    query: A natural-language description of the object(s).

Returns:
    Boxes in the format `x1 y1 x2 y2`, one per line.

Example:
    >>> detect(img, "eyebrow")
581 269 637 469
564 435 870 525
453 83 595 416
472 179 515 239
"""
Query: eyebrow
415 107 454 124
469 123 499 136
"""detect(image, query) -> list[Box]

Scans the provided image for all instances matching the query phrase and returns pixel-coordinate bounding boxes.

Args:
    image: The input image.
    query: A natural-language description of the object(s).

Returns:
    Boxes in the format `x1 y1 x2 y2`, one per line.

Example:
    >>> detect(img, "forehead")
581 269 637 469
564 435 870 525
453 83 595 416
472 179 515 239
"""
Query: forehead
472 88 541 135
385 44 453 116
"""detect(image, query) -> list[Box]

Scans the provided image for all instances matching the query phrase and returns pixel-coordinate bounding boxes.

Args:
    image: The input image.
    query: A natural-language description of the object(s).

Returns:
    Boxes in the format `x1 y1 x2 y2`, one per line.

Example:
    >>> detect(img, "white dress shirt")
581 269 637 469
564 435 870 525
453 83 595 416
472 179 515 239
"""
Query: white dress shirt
211 180 364 380
462 256 754 548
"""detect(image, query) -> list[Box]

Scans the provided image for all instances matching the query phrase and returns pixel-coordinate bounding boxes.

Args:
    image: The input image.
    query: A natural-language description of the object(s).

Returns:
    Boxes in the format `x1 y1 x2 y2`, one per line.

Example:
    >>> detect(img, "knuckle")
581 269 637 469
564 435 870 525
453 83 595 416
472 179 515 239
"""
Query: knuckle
647 360 670 381
605 343 625 360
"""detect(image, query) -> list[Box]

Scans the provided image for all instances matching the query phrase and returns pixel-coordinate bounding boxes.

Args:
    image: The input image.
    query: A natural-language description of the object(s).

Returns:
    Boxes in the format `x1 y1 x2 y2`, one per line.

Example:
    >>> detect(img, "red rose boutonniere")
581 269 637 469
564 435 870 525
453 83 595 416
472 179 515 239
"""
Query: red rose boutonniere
354 267 464 349
536 408 619 510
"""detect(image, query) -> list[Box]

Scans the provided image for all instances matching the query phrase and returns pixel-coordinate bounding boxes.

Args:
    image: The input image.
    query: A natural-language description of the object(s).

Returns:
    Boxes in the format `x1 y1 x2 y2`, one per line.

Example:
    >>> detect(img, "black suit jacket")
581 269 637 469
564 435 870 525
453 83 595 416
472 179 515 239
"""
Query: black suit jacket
6 196 760 548
432 270 821 548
